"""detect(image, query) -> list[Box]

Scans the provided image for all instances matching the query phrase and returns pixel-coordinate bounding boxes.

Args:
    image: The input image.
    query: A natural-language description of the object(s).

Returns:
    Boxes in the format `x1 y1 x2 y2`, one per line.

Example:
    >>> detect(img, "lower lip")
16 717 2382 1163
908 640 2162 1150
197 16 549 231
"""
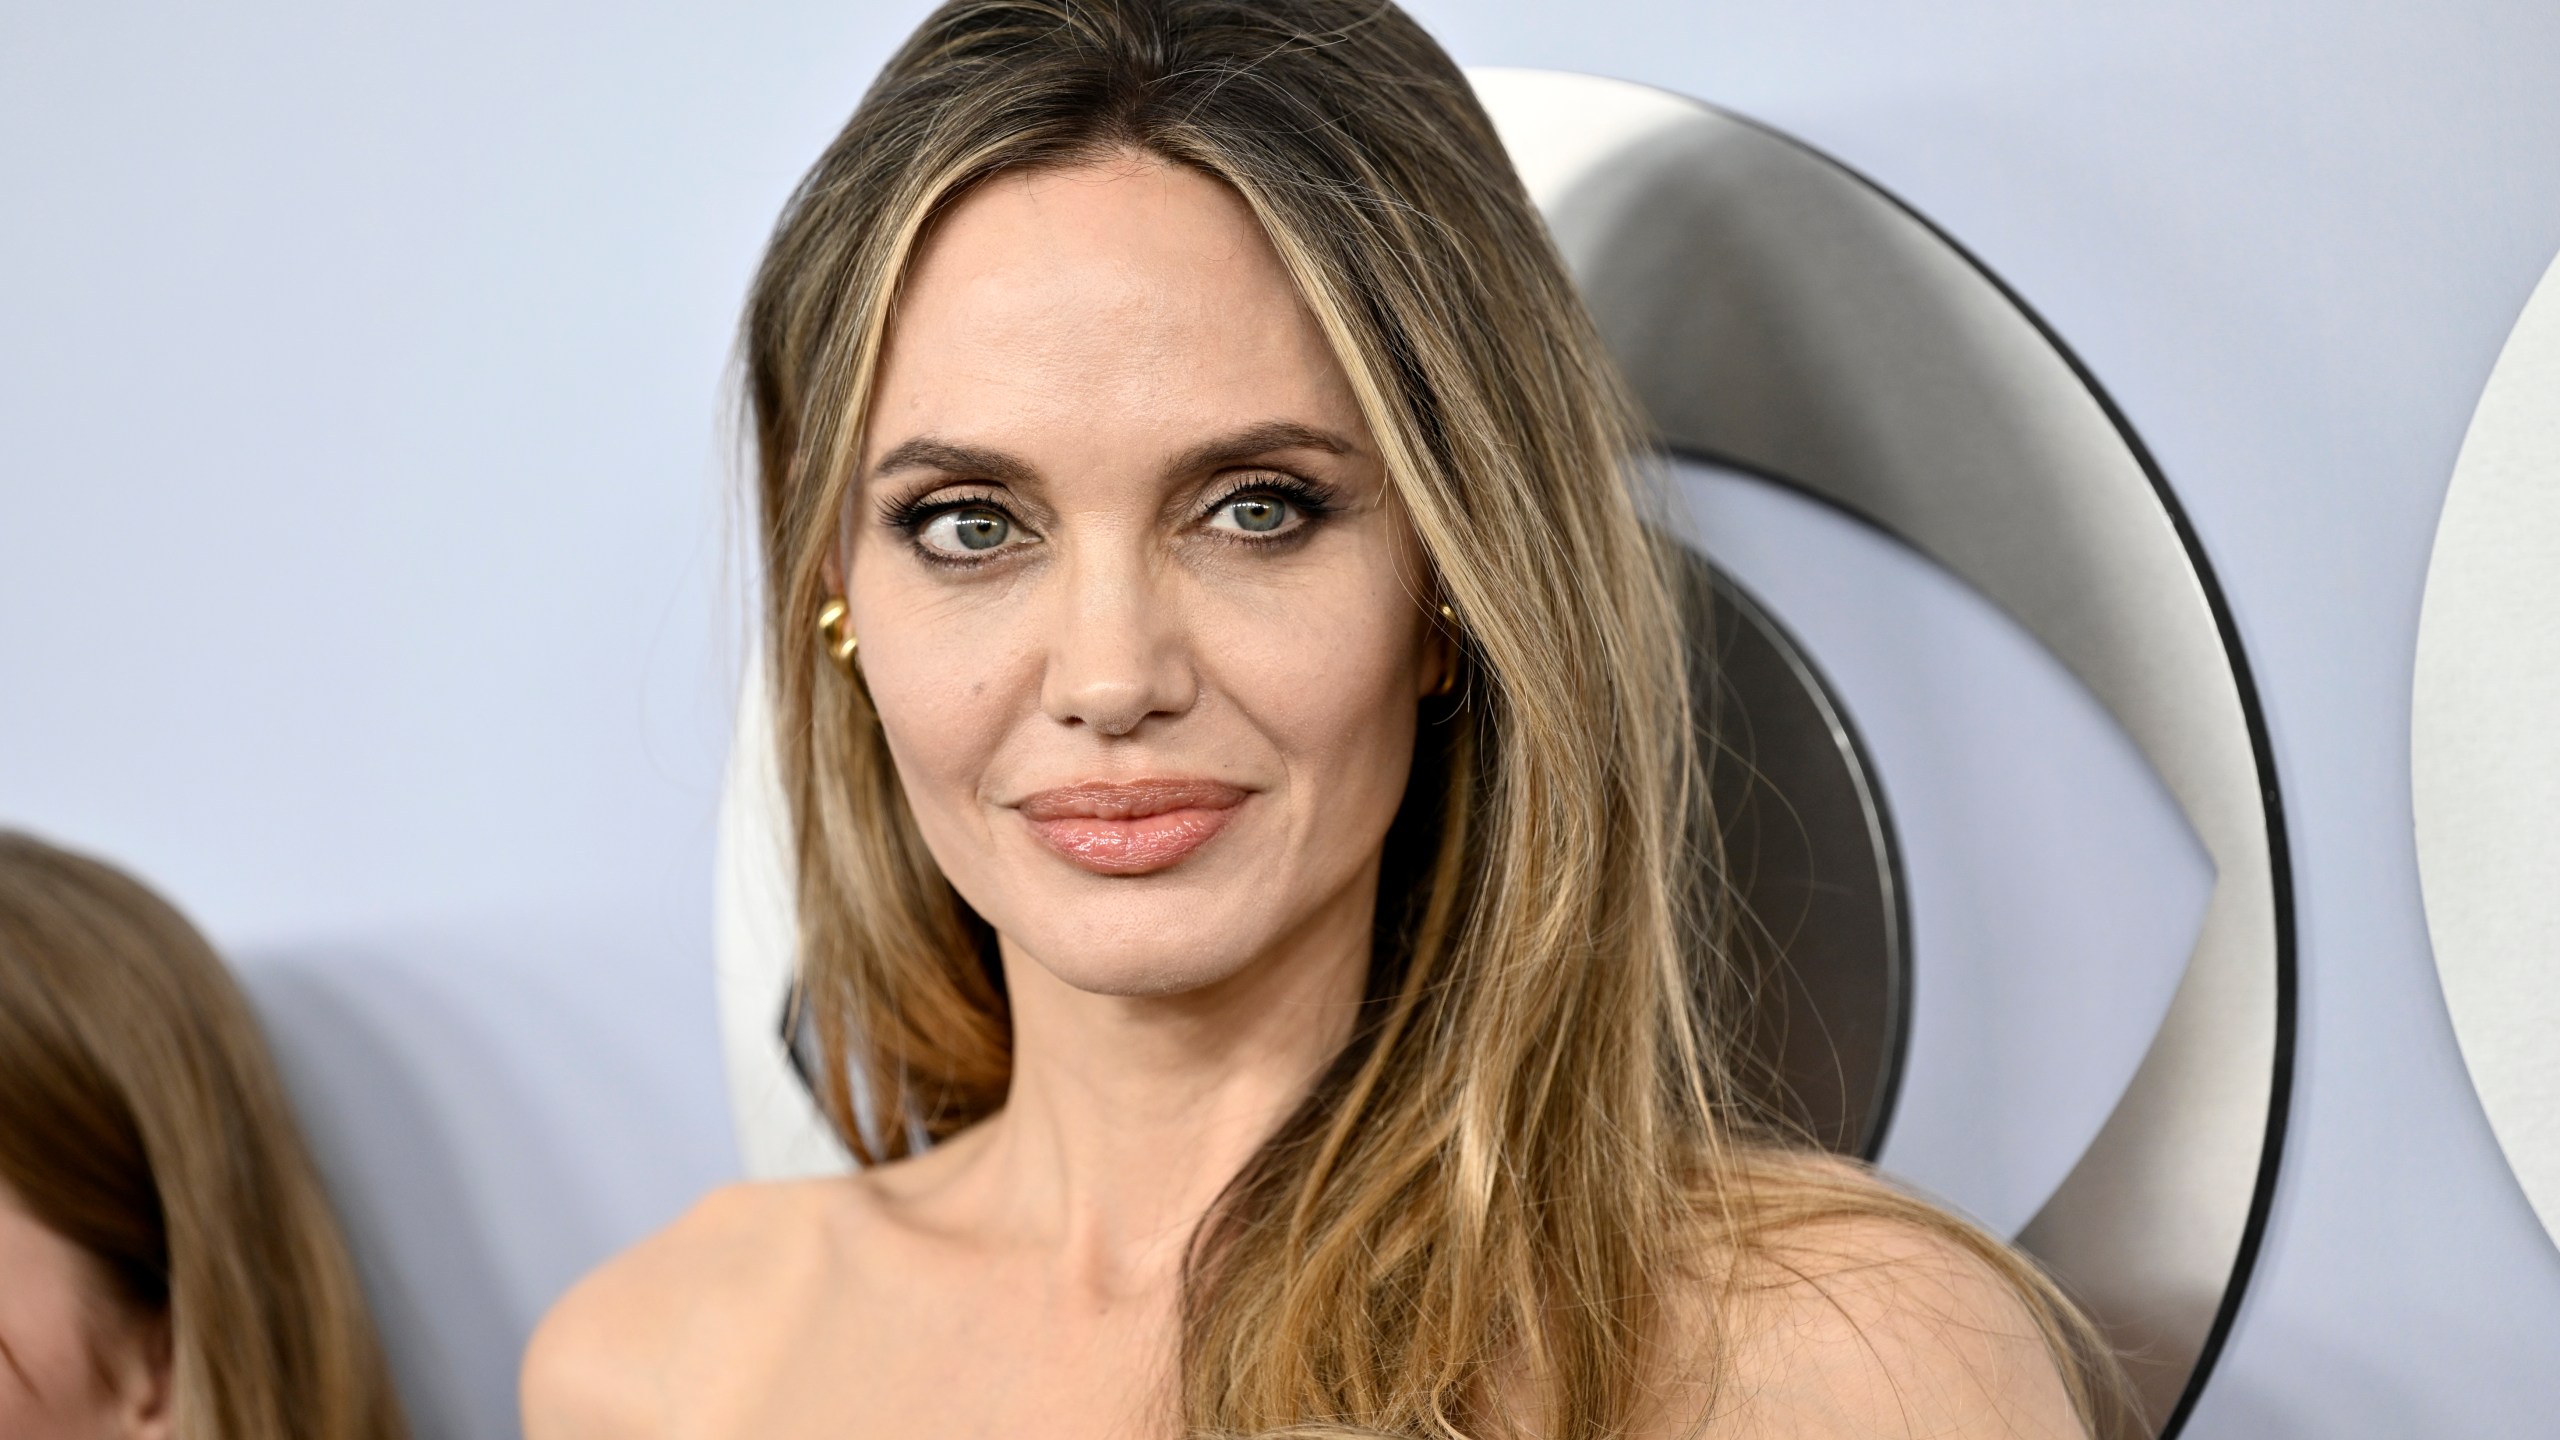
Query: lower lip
1027 805 1240 875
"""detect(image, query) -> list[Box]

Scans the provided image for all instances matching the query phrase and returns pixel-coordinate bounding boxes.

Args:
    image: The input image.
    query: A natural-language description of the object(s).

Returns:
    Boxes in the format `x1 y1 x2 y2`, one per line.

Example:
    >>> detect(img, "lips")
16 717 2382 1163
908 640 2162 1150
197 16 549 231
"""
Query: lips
1015 778 1249 875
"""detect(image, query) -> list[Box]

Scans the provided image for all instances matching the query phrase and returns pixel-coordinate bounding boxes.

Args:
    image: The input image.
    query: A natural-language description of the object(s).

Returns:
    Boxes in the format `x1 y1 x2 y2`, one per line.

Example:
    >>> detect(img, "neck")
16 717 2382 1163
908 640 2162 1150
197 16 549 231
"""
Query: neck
959 871 1376 1296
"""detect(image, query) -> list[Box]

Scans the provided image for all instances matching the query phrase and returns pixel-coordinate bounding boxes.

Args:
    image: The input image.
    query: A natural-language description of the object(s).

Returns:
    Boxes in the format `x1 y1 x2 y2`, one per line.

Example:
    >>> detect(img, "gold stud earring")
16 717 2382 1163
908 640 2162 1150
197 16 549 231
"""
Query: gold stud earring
816 596 858 673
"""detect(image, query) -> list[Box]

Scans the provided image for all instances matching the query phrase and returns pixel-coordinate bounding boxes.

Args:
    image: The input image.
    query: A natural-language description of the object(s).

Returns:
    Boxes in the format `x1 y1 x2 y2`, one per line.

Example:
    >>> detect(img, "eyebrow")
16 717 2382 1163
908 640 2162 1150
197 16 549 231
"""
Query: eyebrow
867 419 1361 489
868 437 1040 487
1165 419 1359 477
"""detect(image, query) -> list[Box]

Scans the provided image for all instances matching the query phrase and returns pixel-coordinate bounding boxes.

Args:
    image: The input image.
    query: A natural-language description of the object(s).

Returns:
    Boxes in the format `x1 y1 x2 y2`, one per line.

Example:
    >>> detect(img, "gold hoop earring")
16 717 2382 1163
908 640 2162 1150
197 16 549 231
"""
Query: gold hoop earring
816 597 858 673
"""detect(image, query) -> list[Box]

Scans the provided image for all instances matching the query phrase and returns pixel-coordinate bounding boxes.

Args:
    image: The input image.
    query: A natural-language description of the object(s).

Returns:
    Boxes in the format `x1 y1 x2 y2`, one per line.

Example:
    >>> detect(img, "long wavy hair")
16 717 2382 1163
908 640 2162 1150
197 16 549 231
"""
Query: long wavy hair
0 832 408 1440
746 2 2133 1435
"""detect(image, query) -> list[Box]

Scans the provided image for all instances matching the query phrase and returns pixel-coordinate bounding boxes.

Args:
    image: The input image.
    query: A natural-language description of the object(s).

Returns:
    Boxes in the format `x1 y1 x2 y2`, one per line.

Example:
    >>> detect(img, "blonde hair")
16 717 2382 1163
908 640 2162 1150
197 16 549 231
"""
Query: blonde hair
0 832 408 1440
745 2 2134 1434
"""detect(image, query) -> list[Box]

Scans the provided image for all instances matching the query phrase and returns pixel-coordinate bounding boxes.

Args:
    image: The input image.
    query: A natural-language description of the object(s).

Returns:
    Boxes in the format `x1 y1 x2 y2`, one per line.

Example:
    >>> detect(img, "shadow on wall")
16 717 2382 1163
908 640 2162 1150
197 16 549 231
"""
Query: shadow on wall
238 927 733 1440
247 959 527 1439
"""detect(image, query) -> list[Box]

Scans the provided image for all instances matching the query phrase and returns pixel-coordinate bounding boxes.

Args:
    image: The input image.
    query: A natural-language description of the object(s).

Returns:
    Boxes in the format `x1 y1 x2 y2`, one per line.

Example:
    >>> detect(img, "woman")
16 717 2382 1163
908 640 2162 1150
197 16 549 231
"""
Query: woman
0 832 409 1440
528 1 2133 1435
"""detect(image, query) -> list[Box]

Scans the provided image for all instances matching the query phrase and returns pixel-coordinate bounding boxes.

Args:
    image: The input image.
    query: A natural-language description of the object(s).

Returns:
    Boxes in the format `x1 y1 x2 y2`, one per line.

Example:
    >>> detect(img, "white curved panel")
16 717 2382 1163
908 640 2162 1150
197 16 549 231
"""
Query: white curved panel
2415 247 2560 1255
715 653 850 1179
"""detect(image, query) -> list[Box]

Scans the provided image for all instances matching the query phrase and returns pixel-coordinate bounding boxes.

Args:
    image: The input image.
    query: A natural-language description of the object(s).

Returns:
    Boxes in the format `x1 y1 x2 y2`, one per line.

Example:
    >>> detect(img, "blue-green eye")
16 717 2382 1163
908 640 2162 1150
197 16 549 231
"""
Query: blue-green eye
1210 492 1295 535
918 507 1016 557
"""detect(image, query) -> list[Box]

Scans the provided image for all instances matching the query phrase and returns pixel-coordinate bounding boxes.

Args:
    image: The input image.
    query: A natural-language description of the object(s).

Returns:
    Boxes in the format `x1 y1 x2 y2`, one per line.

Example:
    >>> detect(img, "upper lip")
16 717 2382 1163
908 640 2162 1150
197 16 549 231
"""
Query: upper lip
1015 778 1249 821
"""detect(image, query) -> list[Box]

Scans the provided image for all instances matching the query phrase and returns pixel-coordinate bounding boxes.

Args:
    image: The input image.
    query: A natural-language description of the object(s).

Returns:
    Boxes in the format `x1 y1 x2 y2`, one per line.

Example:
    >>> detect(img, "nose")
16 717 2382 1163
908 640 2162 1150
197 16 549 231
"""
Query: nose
1038 548 1198 737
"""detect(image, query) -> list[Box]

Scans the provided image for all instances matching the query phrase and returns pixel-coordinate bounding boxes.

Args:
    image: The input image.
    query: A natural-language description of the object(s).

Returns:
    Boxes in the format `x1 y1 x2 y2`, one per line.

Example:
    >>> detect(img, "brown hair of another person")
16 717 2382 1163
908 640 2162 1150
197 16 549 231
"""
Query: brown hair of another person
0 832 408 1440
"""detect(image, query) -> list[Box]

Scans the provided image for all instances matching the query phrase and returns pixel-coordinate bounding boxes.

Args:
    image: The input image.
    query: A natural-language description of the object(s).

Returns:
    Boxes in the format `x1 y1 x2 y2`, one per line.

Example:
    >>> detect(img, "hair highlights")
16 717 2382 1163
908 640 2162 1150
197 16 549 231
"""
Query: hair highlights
744 2 2135 1434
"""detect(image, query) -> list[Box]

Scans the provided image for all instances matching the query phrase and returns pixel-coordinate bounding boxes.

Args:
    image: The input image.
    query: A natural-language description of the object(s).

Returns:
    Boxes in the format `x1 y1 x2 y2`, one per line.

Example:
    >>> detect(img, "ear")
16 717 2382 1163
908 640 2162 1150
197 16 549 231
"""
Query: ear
1417 603 1458 699
105 1308 173 1440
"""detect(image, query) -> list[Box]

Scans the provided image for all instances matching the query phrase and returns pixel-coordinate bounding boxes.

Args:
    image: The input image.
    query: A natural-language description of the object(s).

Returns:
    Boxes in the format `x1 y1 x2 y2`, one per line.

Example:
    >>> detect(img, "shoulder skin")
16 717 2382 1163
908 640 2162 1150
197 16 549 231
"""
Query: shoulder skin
520 1180 843 1440
1698 1209 2092 1439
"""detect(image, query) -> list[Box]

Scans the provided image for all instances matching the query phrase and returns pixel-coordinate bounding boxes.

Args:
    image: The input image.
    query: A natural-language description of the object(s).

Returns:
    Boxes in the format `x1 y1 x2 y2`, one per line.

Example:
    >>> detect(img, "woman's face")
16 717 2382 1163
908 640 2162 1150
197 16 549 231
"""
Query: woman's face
0 1182 168 1439
841 153 1441 999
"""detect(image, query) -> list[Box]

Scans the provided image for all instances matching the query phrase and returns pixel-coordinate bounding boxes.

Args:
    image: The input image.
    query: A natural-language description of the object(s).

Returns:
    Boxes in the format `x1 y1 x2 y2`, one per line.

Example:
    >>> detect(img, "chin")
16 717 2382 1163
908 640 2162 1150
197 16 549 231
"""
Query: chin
997 883 1279 998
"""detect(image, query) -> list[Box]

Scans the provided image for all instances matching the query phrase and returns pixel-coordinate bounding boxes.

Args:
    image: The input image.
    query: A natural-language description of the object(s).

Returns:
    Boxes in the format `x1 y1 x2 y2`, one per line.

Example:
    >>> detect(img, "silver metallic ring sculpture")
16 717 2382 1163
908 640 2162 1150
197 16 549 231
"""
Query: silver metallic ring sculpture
1474 69 2291 1431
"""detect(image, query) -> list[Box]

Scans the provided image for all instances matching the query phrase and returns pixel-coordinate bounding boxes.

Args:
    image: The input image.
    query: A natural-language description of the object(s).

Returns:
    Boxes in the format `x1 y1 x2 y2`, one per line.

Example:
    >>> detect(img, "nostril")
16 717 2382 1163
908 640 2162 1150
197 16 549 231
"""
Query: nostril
1043 621 1201 733
1051 676 1161 736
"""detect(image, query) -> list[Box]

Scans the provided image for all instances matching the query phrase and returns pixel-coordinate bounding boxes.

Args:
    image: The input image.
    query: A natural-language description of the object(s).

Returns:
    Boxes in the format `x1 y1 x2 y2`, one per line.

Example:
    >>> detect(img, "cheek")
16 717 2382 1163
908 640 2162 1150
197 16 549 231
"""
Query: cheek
869 650 1011 811
851 585 1026 881
0 1218 120 1426
1211 566 1428 797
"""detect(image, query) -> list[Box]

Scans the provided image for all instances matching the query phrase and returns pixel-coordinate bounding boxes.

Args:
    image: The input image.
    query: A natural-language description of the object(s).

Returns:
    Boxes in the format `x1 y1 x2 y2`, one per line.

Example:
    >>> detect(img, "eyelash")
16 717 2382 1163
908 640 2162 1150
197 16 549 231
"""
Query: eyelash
875 488 1000 536
875 473 1337 568
1200 474 1336 538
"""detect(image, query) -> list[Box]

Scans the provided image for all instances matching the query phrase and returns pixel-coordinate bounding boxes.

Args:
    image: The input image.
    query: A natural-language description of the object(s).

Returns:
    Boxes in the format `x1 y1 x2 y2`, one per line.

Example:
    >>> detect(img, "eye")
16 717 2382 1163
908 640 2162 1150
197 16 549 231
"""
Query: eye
916 506 1022 558
1207 490 1300 537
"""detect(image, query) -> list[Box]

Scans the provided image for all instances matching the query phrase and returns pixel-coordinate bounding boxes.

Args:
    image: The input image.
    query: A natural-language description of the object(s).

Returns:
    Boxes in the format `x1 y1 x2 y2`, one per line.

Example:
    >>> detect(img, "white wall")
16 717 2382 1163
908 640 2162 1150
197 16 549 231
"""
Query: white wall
0 7 908 1434
6 3 2558 1435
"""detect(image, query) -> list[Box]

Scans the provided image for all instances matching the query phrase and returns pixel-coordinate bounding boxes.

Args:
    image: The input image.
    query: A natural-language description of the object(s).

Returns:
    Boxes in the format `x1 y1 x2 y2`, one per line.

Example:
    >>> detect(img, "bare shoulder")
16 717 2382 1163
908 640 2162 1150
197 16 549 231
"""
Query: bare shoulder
520 1179 854 1440
1679 1162 2092 1439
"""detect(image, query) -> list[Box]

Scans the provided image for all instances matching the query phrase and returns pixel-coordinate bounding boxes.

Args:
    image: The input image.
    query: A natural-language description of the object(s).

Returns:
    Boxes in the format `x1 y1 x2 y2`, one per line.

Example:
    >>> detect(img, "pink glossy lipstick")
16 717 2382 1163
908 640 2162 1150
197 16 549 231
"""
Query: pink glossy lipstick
1016 778 1248 875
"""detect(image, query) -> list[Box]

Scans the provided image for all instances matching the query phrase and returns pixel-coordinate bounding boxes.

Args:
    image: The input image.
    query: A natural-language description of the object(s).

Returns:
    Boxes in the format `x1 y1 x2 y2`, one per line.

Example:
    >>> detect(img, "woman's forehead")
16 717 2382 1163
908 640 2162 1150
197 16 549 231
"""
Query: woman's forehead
868 158 1366 463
